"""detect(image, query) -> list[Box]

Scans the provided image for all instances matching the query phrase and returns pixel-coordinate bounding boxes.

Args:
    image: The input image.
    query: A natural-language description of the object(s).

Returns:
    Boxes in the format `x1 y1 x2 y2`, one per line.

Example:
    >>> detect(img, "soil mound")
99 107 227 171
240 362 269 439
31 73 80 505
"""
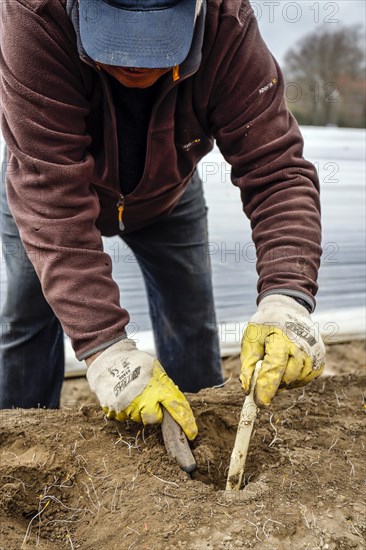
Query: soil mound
1 344 365 549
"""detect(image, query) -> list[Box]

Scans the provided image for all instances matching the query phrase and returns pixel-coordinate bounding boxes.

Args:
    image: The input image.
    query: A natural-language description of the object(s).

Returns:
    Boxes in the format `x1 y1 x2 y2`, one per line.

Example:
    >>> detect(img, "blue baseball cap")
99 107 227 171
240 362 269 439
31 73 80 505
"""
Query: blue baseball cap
79 0 197 68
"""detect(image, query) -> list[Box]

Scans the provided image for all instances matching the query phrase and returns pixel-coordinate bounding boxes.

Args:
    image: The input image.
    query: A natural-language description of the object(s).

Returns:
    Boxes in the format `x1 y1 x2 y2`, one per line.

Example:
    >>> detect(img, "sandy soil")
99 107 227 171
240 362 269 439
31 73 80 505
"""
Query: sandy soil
1 340 365 549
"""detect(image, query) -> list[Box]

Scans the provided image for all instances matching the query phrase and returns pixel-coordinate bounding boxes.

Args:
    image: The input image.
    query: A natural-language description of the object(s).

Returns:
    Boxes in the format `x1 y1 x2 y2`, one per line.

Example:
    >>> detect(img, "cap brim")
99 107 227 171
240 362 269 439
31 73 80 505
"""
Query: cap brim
79 0 197 68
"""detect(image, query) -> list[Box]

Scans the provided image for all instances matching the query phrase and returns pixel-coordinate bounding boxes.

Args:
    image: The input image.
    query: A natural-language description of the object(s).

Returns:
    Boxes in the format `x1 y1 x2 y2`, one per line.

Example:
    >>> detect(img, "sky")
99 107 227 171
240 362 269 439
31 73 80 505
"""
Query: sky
253 0 366 66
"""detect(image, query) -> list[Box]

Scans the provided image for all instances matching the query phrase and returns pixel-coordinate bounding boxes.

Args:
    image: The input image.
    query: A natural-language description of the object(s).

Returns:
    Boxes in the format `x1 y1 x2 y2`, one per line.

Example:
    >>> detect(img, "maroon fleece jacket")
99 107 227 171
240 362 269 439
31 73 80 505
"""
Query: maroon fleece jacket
0 0 322 359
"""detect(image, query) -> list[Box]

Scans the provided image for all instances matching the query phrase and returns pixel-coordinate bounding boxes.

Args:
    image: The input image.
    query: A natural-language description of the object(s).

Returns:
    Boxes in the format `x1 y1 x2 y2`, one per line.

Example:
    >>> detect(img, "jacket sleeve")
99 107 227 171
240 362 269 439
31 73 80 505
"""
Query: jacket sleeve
207 5 321 311
0 0 129 359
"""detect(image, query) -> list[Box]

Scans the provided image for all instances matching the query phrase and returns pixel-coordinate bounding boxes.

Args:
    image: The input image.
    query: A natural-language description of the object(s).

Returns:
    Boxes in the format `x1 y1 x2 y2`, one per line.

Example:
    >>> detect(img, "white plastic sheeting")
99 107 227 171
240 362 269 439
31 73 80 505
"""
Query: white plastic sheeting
1 127 365 373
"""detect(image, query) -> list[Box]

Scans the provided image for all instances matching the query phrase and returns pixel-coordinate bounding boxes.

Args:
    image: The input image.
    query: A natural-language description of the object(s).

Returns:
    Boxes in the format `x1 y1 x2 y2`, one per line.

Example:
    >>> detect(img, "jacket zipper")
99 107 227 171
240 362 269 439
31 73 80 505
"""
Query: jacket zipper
117 194 125 231
133 67 197 206
80 53 198 233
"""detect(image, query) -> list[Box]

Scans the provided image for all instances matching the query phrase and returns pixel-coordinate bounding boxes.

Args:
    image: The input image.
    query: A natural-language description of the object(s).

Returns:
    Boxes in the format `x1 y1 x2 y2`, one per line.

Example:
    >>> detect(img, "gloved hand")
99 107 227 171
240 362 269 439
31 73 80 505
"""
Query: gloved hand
86 339 198 440
240 295 325 406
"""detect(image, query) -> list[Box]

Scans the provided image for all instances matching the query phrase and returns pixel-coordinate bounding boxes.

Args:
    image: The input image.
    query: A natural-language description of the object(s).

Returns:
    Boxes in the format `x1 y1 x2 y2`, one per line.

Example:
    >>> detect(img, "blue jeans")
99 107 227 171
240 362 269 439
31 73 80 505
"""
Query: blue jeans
0 163 223 408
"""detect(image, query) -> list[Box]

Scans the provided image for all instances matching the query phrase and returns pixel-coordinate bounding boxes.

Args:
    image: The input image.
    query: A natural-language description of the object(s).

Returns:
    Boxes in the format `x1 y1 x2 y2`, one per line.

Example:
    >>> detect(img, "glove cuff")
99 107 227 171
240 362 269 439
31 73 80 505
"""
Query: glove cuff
88 338 138 365
259 289 315 312
86 338 138 386
258 294 311 317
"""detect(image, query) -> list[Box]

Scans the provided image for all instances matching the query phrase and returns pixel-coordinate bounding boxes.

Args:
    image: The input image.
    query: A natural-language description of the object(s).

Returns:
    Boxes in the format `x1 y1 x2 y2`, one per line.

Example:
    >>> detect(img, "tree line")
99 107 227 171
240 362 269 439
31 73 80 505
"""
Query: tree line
283 25 365 128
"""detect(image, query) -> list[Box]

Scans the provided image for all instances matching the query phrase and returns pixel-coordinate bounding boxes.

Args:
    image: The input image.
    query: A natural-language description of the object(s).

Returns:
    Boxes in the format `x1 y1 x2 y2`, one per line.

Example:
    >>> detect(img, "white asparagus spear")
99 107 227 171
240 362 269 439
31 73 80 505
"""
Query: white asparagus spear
225 360 262 490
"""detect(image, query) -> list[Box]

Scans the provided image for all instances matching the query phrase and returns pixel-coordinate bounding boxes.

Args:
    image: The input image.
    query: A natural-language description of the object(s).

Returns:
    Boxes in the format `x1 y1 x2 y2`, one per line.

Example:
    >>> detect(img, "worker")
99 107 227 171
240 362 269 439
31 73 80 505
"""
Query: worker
0 0 325 440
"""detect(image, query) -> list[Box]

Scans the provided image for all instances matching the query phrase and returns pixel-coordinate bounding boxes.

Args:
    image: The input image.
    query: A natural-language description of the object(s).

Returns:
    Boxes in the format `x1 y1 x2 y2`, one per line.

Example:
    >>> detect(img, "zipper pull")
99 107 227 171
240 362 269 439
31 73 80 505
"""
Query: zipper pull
117 195 125 231
172 65 180 82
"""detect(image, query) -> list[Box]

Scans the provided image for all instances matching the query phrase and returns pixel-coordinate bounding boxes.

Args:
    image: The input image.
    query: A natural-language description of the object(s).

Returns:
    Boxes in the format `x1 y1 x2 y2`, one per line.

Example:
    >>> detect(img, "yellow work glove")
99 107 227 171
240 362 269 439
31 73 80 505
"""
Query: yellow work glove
240 295 325 406
86 339 197 440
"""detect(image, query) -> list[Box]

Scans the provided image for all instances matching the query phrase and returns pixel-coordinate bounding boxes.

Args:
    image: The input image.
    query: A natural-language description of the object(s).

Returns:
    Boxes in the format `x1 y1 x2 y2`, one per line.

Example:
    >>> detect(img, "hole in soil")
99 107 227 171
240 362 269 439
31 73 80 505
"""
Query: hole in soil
191 410 237 489
0 463 68 520
23 509 39 519
189 407 282 491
